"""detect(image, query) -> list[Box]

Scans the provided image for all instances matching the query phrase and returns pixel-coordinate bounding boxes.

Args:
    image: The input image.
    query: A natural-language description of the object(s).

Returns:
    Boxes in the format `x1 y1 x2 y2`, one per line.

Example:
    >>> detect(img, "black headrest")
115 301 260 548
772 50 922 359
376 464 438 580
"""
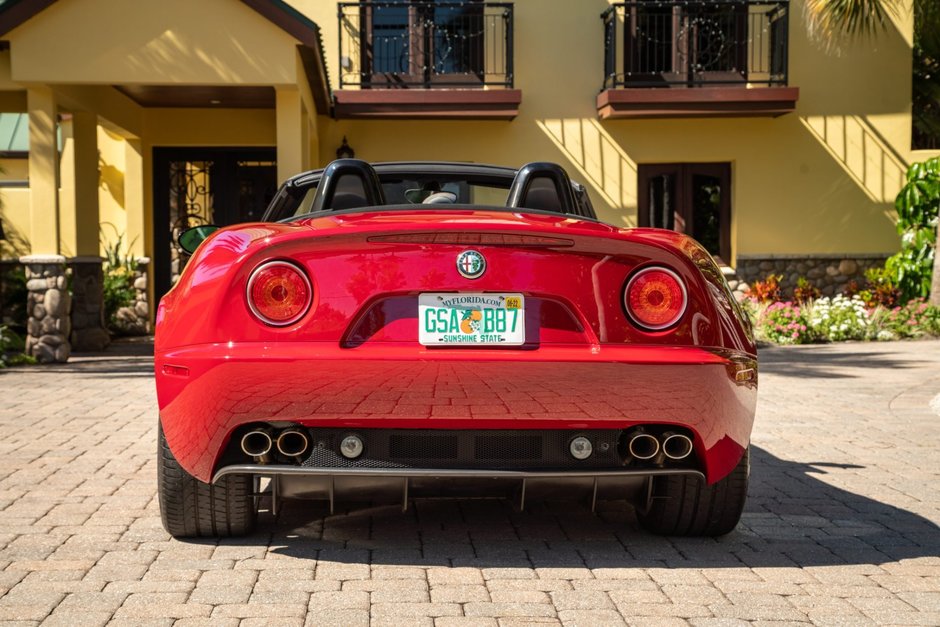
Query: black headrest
506 162 578 215
310 159 386 212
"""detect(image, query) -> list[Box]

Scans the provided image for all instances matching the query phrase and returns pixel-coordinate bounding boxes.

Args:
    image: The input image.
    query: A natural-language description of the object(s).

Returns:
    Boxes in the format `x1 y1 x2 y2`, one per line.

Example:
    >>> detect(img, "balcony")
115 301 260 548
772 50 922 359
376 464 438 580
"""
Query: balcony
334 1 521 119
598 1 799 119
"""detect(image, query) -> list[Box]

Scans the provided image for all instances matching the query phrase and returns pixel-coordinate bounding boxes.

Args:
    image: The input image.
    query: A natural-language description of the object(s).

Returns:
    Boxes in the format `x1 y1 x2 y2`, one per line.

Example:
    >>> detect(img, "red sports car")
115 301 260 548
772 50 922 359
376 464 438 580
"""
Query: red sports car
155 160 757 538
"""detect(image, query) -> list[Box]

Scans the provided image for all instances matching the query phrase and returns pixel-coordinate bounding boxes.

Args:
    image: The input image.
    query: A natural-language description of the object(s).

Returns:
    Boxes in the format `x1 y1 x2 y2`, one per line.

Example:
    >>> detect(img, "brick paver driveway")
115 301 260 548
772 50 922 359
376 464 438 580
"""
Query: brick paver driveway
1 340 938 626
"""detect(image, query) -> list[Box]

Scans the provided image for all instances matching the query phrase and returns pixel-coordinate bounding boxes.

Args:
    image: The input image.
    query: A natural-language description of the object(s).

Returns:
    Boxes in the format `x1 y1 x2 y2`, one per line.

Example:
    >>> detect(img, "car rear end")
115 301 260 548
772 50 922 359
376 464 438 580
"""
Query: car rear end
155 209 756 522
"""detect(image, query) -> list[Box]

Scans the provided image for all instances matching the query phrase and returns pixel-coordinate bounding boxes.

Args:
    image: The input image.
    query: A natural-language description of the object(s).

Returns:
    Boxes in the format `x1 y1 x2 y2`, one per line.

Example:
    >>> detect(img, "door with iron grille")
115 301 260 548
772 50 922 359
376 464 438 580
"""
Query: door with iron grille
153 148 277 299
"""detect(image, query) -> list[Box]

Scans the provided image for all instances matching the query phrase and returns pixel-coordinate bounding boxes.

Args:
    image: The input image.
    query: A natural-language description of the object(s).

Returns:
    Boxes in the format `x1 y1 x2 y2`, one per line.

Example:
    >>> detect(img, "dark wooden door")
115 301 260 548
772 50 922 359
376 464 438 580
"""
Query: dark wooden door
153 147 277 299
637 162 731 263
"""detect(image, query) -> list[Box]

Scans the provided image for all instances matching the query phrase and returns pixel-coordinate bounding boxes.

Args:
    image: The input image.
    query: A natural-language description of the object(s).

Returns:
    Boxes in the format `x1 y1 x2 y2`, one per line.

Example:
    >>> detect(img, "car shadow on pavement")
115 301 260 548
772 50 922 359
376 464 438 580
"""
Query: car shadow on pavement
238 446 939 569
757 345 925 379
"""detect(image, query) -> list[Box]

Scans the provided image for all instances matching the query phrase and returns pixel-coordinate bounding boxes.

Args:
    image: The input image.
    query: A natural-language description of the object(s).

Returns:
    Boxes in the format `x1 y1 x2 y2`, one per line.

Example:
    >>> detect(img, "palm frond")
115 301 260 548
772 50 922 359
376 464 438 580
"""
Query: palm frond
805 0 900 41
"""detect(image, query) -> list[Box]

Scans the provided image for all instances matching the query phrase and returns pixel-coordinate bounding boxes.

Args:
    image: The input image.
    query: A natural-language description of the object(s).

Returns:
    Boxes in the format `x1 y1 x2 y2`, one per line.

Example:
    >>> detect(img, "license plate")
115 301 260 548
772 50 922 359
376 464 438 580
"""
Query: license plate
419 293 525 346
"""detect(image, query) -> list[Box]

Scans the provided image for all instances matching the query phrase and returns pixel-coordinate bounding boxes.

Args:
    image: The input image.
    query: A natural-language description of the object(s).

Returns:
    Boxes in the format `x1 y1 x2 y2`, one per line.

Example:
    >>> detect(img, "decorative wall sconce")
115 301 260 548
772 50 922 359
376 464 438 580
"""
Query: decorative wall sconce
336 136 355 159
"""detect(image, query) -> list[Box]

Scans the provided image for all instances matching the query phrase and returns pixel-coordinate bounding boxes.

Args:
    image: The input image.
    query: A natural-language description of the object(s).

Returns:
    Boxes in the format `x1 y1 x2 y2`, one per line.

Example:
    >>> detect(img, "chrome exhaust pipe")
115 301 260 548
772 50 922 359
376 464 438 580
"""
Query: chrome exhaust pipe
662 433 694 460
241 429 273 463
276 429 310 458
627 433 660 461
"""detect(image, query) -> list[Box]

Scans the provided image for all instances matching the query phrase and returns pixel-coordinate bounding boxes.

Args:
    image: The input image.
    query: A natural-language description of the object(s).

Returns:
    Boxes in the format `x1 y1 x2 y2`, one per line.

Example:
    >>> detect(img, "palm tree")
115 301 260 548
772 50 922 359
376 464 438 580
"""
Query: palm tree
808 0 940 304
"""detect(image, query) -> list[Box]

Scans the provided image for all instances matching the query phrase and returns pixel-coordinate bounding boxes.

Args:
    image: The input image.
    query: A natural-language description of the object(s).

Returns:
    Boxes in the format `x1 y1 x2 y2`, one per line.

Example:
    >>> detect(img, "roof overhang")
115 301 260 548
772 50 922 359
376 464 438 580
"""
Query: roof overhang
0 0 331 114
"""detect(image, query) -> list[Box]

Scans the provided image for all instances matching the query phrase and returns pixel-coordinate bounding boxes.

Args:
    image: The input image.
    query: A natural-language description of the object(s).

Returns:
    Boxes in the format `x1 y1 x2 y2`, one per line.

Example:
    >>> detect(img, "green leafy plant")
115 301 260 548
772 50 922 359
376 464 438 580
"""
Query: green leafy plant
886 157 939 301
792 277 821 304
855 266 902 308
0 324 35 368
101 231 138 331
0 265 28 332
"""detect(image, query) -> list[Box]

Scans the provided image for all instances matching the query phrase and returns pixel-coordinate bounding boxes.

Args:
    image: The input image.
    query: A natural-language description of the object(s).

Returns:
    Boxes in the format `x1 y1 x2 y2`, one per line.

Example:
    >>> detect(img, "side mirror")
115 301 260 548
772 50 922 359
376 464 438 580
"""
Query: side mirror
178 225 220 255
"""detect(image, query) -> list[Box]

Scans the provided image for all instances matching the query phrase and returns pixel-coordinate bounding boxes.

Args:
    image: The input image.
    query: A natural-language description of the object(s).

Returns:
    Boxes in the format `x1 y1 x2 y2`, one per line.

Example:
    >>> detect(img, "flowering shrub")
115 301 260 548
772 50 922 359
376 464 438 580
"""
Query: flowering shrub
740 284 939 345
809 295 870 341
756 301 817 344
880 298 940 339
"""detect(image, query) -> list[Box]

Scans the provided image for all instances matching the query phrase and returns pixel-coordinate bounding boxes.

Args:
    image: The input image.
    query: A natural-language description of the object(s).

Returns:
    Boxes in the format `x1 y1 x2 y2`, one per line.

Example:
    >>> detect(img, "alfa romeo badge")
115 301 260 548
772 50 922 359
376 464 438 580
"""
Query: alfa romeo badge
456 250 486 279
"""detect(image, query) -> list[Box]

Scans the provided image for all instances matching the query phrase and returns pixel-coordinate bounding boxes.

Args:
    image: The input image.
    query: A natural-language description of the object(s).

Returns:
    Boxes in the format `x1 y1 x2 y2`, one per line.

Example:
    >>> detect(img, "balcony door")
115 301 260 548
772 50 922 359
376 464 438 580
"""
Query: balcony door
624 2 749 86
360 0 484 87
637 163 731 263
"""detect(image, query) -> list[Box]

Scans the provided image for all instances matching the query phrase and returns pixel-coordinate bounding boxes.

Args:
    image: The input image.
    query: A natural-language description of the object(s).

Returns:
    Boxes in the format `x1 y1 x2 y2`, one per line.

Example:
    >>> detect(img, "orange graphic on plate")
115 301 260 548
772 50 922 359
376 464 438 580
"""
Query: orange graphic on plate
460 310 482 334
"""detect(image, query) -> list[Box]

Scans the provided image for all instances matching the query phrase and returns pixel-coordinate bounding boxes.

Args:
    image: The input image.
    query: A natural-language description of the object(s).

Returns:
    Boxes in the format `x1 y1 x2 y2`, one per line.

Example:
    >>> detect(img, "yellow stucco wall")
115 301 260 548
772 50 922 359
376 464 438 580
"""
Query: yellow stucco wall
6 0 301 86
0 188 30 258
97 126 127 254
0 0 936 265
295 0 935 259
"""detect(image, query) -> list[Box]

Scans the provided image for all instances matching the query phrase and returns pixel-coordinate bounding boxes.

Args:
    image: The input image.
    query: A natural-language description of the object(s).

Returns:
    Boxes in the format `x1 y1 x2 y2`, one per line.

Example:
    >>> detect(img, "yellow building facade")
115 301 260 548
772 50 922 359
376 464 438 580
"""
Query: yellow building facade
0 0 935 361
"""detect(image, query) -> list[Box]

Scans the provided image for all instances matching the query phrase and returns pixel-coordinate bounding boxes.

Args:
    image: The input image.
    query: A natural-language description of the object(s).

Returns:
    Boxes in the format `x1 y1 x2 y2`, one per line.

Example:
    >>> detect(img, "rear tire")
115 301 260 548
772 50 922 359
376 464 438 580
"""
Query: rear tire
637 447 749 537
157 422 256 538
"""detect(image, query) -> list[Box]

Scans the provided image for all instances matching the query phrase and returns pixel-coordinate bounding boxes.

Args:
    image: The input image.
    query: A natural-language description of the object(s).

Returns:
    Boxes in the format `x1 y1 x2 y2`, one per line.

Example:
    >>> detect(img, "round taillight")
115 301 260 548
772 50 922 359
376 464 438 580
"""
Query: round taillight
624 266 687 331
247 261 312 326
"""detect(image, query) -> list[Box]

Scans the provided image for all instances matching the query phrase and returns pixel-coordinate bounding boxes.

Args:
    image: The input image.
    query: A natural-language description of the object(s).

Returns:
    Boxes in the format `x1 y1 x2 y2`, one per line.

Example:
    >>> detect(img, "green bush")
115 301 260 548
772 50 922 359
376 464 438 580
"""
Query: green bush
0 324 35 368
101 233 137 331
0 265 28 332
887 157 939 301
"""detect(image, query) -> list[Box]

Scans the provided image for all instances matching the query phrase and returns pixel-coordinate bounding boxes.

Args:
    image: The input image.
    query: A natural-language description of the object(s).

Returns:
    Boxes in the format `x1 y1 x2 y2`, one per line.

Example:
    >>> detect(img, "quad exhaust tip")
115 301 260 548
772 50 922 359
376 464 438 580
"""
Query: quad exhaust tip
241 430 273 458
662 433 694 460
627 433 660 460
277 429 310 458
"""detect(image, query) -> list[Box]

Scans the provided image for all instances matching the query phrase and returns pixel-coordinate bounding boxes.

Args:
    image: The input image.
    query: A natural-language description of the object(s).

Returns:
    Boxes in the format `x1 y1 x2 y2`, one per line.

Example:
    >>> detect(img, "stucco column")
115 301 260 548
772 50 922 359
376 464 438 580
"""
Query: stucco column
69 111 101 256
124 138 146 258
27 86 60 255
276 87 305 184
61 111 110 351
24 88 71 362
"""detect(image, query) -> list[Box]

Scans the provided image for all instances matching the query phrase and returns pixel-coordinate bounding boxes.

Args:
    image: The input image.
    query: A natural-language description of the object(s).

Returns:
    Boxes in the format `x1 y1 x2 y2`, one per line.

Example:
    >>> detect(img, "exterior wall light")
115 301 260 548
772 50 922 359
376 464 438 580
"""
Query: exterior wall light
336 136 355 159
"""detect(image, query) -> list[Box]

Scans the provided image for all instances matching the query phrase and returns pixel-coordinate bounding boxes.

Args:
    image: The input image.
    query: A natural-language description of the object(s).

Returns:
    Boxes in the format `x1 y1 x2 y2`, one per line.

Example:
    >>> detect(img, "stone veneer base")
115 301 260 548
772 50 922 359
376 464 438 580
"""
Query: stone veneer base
727 254 891 299
20 255 71 363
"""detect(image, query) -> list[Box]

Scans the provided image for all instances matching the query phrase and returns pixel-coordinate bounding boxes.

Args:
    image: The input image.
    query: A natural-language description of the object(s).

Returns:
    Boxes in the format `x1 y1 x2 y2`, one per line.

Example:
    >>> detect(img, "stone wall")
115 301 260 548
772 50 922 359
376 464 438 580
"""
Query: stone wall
21 255 71 363
727 255 891 299
69 257 111 352
112 257 151 335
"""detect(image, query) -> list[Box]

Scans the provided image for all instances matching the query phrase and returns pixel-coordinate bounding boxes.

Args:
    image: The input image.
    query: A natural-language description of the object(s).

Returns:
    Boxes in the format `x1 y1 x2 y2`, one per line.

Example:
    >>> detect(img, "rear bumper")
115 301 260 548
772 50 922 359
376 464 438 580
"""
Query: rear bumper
213 464 706 512
156 342 757 484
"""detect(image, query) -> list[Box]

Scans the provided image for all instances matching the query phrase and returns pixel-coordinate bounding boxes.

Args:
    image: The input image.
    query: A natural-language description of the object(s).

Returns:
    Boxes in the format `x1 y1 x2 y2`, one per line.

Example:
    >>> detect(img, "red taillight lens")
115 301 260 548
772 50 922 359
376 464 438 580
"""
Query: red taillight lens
247 261 312 326
624 267 687 330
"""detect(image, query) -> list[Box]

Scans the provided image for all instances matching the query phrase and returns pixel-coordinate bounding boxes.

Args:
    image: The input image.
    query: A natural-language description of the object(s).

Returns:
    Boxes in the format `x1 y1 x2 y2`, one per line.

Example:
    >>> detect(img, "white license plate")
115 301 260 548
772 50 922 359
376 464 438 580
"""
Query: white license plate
419 293 525 346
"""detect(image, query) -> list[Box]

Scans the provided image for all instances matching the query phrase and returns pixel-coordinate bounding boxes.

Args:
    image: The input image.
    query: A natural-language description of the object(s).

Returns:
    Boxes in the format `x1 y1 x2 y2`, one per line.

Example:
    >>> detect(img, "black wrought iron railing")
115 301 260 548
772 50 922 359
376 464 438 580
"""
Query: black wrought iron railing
338 1 514 89
603 1 789 89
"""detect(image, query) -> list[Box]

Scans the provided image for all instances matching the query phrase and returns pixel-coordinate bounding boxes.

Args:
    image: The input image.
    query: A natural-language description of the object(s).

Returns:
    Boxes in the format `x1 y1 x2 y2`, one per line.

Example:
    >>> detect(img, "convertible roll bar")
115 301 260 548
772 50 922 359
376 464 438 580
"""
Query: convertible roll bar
506 162 579 215
309 158 387 212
